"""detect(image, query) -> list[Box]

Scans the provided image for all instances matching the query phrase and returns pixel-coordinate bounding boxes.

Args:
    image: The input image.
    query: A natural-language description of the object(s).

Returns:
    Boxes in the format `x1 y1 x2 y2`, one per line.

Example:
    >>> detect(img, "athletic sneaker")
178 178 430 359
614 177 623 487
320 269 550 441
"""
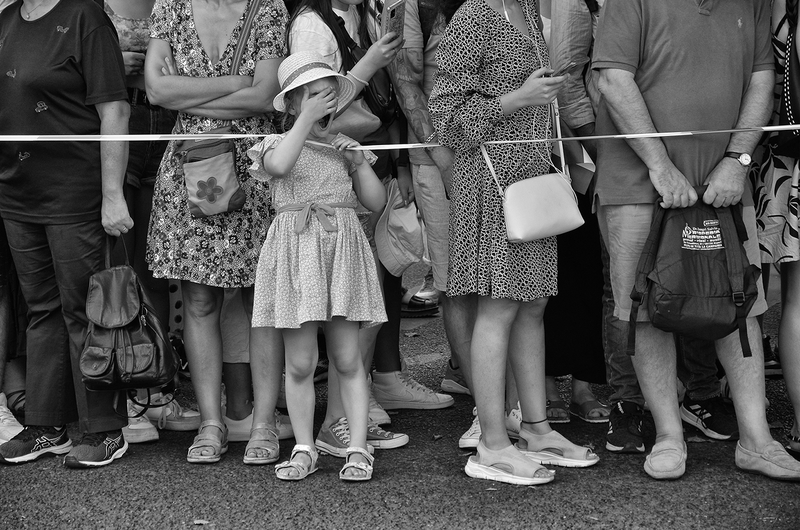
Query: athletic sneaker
459 414 481 449
606 401 645 453
315 417 376 458
367 423 409 449
0 392 23 444
369 390 391 426
372 371 454 410
441 360 471 395
122 400 158 444
0 425 71 463
680 395 739 441
64 430 128 468
143 393 201 431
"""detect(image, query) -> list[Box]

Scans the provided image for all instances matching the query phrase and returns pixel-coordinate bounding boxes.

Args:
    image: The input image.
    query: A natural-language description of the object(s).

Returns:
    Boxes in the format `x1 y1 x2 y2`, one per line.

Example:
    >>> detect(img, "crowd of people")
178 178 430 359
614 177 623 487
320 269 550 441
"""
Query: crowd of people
0 0 799 485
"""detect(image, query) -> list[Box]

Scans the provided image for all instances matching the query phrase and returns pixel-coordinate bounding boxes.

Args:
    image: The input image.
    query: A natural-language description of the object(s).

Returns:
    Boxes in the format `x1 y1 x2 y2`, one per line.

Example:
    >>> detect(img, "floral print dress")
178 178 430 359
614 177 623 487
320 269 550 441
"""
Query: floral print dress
145 0 287 287
247 135 387 329
429 0 557 301
752 12 800 264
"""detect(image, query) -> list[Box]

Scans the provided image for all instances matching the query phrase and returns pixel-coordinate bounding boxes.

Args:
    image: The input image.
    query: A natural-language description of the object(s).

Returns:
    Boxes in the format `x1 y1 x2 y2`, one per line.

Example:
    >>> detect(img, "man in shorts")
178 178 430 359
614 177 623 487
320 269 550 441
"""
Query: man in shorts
593 0 800 480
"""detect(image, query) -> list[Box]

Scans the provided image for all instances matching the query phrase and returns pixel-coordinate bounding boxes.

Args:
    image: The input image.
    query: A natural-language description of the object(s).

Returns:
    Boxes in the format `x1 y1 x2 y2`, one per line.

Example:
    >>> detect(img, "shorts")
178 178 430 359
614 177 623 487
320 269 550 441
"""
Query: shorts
411 163 449 292
221 288 250 364
597 203 767 322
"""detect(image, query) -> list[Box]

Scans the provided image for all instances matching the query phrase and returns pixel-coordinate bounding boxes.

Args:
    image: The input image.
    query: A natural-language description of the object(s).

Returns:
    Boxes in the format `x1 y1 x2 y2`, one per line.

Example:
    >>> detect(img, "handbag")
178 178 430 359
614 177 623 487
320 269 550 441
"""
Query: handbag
174 0 262 218
331 97 382 142
80 238 178 392
482 103 585 243
773 22 800 157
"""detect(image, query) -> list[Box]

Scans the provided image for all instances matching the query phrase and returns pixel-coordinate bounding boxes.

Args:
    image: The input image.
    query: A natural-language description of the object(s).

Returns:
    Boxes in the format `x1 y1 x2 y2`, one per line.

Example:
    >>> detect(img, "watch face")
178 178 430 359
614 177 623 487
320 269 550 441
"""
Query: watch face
739 153 752 166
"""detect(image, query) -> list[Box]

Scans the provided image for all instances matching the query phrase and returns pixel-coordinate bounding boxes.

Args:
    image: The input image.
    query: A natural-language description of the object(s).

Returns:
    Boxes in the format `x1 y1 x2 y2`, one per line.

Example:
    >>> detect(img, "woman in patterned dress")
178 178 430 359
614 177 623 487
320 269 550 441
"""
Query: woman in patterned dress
752 0 800 458
144 0 287 463
430 0 598 484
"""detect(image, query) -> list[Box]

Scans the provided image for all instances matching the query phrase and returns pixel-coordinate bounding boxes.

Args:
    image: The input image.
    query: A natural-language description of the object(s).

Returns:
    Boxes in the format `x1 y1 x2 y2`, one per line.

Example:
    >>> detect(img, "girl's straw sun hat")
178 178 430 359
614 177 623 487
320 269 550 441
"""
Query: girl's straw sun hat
273 51 357 113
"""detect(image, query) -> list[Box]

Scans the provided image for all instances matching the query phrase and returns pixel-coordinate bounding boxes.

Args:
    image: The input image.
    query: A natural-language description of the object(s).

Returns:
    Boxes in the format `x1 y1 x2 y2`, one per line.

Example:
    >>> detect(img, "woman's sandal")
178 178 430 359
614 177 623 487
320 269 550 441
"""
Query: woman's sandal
187 420 228 464
243 423 280 465
275 444 319 481
517 428 600 468
339 446 374 482
569 399 611 424
546 399 570 424
464 441 555 486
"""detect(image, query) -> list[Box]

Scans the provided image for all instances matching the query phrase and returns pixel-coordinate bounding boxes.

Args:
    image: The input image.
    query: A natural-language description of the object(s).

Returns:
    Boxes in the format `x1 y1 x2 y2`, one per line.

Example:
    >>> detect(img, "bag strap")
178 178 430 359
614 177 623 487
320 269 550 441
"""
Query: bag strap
217 0 263 127
626 202 666 355
104 235 130 270
718 205 753 357
483 102 570 199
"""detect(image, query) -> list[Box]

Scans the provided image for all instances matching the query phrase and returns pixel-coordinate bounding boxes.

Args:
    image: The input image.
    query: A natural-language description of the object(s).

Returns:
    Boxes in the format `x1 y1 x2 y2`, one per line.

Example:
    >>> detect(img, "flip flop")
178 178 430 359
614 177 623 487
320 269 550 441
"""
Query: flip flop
546 399 570 424
569 399 611 424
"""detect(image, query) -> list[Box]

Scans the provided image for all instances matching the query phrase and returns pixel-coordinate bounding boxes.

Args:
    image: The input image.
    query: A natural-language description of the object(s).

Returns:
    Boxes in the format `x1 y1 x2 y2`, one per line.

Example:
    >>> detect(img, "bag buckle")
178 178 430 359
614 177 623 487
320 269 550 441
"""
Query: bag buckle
732 291 746 306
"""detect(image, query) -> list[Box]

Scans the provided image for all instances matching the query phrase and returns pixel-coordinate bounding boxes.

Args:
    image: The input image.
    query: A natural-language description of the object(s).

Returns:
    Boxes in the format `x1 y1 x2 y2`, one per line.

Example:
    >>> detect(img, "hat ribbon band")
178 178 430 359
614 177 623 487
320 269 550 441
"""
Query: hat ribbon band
278 201 357 233
281 62 335 91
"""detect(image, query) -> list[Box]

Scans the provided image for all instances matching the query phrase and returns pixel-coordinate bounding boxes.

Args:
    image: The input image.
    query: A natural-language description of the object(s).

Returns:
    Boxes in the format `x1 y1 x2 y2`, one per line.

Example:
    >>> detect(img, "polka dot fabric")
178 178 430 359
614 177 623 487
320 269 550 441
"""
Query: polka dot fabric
247 135 387 329
429 0 557 302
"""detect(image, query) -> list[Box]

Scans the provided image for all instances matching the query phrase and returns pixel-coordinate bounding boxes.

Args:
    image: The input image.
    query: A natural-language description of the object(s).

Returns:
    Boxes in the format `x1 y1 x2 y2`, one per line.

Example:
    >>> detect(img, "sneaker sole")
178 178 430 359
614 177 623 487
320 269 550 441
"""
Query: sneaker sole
63 440 128 468
0 440 73 464
517 447 600 468
440 379 471 395
122 428 159 444
315 440 347 458
376 398 455 410
458 437 480 450
679 406 735 441
368 433 410 449
464 457 554 485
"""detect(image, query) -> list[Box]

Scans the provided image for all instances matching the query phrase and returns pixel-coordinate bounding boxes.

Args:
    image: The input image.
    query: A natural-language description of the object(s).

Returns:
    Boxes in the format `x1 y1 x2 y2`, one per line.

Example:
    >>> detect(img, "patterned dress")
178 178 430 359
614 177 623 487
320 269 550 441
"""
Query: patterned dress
247 135 387 329
145 0 287 287
429 0 557 301
752 11 800 264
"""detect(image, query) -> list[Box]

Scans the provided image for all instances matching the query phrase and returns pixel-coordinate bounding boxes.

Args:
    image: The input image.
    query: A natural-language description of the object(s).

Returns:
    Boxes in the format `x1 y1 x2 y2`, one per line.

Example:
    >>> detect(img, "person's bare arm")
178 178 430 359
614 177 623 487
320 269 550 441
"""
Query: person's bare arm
96 100 134 236
598 67 697 208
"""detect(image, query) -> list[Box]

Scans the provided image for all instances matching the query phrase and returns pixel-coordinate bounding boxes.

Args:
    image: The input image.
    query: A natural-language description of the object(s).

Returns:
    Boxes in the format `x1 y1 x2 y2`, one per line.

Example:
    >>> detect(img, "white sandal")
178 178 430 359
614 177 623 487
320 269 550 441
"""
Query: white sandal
275 444 318 481
186 420 228 464
339 446 374 482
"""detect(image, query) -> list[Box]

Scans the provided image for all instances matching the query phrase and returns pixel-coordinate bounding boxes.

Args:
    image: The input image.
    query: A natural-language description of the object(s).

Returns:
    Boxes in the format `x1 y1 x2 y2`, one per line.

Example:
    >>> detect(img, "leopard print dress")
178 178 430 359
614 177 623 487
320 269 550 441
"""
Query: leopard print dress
429 0 557 301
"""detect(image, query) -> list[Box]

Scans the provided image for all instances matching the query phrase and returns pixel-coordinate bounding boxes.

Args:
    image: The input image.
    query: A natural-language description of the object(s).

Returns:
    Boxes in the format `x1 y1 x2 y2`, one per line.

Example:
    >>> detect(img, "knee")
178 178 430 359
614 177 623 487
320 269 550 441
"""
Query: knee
285 355 315 381
329 354 362 378
183 289 221 319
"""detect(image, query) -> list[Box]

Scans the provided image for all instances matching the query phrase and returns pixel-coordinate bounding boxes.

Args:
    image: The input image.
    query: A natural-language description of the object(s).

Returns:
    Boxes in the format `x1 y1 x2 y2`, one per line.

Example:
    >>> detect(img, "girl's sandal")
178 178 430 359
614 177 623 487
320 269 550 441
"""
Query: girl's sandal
517 428 600 468
339 446 374 482
243 423 280 465
464 441 555 485
187 420 228 464
275 444 319 481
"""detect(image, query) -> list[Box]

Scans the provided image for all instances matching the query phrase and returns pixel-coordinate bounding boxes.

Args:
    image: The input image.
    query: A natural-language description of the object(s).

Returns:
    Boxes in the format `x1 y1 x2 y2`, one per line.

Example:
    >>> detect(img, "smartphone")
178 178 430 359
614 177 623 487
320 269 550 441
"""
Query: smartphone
550 60 579 78
380 0 407 42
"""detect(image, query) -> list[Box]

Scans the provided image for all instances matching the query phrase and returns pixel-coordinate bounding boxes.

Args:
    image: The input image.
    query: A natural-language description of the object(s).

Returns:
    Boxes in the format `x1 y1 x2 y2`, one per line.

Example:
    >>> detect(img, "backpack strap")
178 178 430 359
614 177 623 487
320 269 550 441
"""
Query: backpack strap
718 205 753 357
627 203 666 355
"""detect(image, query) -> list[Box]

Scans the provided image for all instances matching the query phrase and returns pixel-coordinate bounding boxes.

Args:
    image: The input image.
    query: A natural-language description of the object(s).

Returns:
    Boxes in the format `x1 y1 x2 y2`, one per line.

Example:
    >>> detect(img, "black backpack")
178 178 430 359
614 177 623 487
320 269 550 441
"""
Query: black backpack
627 190 760 357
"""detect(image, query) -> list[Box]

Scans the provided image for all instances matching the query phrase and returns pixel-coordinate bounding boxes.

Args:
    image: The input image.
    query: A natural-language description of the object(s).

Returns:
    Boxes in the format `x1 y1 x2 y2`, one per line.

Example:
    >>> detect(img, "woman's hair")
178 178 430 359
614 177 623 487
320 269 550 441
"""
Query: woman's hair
286 0 359 71
436 0 468 23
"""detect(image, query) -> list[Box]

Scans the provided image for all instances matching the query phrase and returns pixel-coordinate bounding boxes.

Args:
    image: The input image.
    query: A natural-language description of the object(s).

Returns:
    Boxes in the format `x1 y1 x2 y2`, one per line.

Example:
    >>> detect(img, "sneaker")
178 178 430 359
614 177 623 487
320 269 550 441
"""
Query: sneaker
122 401 158 444
372 371 455 410
680 395 739 441
224 408 294 442
506 406 522 439
0 425 71 463
0 393 23 444
315 417 375 458
459 413 481 449
606 401 645 453
367 423 409 449
441 360 471 395
64 430 128 468
143 393 201 431
763 335 782 378
369 389 391 426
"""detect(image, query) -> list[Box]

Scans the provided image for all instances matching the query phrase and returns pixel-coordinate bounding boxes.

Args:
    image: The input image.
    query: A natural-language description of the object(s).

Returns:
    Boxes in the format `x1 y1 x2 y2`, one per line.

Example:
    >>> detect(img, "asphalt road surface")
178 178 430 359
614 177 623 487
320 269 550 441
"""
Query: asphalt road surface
1 266 799 529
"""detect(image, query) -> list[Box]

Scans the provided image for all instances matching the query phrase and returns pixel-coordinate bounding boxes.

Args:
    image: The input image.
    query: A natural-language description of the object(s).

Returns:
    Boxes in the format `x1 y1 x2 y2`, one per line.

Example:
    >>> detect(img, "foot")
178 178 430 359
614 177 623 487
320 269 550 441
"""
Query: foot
441 359 470 395
735 440 800 481
339 446 374 481
243 423 280 465
372 371 454 410
122 400 158 444
0 393 23 444
516 428 599 468
276 445 318 481
546 399 570 424
680 395 738 441
644 437 687 480
143 393 201 431
464 441 555 485
64 430 128 469
606 401 645 453
187 420 228 464
0 425 71 464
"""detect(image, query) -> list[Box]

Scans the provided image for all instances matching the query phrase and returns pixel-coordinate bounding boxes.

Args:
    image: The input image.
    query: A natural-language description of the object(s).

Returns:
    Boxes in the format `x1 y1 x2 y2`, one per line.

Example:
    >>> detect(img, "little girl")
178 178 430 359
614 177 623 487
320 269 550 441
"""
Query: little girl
248 51 387 482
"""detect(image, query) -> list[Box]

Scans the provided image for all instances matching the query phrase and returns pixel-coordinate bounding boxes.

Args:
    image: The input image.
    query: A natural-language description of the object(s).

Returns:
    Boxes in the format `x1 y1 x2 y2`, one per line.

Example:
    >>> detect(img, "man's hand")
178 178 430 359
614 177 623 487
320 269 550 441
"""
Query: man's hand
396 166 415 206
102 195 133 237
649 163 697 209
703 158 746 207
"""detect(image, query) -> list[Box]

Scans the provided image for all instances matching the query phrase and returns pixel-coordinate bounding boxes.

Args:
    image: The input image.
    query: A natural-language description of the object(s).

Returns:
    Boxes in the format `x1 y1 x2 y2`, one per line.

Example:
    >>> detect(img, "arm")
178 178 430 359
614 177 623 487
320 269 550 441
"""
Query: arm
179 58 283 119
330 132 385 210
703 69 774 207
96 100 134 236
144 38 252 110
598 68 697 208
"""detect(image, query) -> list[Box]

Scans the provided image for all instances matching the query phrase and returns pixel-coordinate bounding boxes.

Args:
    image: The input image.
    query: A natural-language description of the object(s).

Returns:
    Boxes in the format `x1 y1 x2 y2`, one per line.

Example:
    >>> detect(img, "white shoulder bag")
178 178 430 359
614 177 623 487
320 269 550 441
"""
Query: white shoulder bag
480 103 584 243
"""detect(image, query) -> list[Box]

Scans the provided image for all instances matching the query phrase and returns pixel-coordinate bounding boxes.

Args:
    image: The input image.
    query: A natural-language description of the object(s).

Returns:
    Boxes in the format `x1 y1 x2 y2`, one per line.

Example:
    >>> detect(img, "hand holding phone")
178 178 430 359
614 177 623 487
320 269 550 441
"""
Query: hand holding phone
380 0 407 42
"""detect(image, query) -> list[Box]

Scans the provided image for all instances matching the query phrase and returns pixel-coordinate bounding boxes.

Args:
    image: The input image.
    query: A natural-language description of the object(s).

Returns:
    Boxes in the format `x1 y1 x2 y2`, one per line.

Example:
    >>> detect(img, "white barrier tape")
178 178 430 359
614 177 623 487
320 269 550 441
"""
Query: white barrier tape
2 124 799 149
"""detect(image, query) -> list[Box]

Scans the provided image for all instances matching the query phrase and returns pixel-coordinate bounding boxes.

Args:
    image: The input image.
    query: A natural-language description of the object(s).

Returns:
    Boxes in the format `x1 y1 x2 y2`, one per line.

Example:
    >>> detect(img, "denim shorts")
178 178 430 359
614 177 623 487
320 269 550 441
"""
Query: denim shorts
597 203 767 321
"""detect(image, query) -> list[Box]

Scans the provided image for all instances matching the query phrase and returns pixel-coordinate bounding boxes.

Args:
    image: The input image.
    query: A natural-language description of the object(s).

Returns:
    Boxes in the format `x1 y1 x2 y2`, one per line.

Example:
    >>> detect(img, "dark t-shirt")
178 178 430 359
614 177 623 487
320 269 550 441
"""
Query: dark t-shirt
592 0 773 206
0 0 127 223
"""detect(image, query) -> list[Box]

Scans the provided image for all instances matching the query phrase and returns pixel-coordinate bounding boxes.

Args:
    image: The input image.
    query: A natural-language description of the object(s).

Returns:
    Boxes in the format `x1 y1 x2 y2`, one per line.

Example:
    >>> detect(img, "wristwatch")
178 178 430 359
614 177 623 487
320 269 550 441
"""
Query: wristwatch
724 151 752 167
